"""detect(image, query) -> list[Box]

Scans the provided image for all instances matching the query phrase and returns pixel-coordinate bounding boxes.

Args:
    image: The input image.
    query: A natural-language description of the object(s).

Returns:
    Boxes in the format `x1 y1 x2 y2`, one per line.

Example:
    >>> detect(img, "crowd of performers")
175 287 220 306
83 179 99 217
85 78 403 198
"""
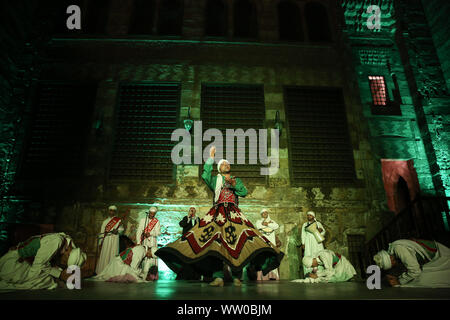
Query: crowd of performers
1 146 450 290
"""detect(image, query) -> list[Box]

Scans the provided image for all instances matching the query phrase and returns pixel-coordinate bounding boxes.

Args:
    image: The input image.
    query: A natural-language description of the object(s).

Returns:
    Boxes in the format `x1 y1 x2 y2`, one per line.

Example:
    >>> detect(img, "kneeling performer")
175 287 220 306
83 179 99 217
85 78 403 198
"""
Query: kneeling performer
373 239 450 287
0 232 86 290
293 249 356 283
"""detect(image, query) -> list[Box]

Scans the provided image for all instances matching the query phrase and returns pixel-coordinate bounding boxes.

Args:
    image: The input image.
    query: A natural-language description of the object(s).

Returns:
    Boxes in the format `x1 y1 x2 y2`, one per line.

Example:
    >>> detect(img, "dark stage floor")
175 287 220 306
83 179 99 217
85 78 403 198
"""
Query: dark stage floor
1 280 450 300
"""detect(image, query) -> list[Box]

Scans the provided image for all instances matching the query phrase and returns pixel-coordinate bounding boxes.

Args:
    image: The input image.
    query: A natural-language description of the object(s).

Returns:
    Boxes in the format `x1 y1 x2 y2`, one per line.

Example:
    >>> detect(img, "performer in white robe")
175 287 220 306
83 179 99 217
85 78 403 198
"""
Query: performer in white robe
301 211 326 275
0 232 86 290
373 239 450 288
136 206 161 281
95 205 124 274
255 208 280 280
93 245 157 283
292 249 356 283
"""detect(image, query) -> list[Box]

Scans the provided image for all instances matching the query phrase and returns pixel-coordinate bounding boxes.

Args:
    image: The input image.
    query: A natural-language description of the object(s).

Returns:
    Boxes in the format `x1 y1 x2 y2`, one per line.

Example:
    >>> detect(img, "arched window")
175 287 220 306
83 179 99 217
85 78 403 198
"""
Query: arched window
305 1 331 42
205 0 228 37
158 0 184 36
278 1 303 41
234 0 258 38
129 0 155 34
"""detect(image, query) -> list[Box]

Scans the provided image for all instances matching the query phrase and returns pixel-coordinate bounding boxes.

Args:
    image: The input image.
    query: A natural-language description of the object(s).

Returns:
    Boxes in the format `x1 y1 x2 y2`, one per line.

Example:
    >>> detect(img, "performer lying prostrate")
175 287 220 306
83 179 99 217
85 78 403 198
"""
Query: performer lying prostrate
0 232 87 290
373 239 450 288
292 249 356 283
156 146 284 287
93 245 156 283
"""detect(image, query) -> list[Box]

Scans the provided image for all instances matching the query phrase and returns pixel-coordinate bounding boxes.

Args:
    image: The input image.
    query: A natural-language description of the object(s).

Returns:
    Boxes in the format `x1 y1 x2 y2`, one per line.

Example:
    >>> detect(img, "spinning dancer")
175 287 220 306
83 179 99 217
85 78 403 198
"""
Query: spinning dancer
156 146 284 287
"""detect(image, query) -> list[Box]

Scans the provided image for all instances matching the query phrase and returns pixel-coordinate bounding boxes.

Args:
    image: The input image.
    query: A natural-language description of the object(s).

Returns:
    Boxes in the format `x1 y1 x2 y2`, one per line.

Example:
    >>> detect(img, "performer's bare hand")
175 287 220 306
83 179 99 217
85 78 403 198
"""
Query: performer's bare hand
112 229 119 235
144 232 151 238
309 273 318 279
210 146 216 158
318 228 323 233
262 222 269 226
59 269 71 282
301 244 305 250
386 275 400 286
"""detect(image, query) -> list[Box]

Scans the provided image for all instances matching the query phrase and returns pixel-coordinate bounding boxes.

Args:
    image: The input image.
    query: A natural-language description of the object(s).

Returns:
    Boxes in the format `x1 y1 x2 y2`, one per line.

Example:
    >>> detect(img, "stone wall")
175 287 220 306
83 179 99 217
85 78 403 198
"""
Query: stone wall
2 0 407 279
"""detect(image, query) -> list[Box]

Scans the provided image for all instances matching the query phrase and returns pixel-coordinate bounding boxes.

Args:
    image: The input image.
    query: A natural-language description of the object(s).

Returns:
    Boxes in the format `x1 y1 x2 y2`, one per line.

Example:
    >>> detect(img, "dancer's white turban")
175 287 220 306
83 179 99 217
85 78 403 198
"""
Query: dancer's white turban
373 250 392 270
149 207 158 213
302 256 314 268
108 205 117 211
217 159 229 173
68 248 87 267
260 208 269 214
214 159 230 203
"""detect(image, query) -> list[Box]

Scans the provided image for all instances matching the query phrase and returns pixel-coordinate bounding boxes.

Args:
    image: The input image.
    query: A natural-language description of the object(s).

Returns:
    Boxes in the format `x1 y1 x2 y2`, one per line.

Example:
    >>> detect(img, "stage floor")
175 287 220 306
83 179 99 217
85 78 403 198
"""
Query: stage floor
1 280 450 300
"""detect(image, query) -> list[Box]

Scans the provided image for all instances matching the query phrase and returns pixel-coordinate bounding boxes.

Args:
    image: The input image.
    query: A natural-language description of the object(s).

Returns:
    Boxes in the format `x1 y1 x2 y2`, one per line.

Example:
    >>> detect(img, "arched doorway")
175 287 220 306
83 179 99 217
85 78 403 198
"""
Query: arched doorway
396 176 411 213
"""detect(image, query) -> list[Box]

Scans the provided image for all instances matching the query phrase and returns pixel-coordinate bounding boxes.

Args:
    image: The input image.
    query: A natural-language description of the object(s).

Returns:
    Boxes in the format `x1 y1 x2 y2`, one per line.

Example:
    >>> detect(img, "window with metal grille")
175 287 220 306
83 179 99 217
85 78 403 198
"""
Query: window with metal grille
347 234 366 277
369 76 387 106
20 83 97 179
284 86 356 186
109 83 180 181
201 84 266 184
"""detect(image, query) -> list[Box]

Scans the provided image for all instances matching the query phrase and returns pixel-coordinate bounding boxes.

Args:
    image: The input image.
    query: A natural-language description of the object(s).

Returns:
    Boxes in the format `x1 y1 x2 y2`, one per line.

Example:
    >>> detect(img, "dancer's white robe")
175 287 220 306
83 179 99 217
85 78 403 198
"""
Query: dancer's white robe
292 249 356 283
388 240 450 288
256 217 280 280
0 233 71 290
136 217 160 275
301 220 325 274
96 217 124 274
93 246 149 282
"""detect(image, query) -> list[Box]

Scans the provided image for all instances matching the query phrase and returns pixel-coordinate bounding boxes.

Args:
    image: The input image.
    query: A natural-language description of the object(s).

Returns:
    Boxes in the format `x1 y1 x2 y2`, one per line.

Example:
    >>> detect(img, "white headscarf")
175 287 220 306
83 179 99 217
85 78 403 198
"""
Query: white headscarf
260 208 273 223
306 211 315 218
373 250 392 270
108 205 118 211
149 207 158 213
68 248 87 267
302 256 314 268
214 159 230 203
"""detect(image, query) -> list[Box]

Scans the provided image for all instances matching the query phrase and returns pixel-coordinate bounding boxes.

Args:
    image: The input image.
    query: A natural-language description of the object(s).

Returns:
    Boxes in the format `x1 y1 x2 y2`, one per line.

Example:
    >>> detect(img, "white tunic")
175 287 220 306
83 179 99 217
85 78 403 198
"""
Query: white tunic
0 233 71 290
136 217 160 271
388 240 450 288
255 216 280 280
93 246 148 282
292 249 356 283
96 217 124 274
301 220 325 274
314 250 356 283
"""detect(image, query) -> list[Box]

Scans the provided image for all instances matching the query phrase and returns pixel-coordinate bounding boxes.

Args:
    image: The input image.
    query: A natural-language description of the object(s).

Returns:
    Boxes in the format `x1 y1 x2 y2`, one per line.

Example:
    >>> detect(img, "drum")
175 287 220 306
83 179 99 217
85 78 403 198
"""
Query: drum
305 222 325 243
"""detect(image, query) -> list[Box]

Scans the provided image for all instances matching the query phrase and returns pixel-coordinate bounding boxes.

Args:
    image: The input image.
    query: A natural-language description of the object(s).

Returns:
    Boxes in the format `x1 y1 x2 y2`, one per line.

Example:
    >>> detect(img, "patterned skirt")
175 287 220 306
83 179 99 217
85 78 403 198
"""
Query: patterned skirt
155 203 284 277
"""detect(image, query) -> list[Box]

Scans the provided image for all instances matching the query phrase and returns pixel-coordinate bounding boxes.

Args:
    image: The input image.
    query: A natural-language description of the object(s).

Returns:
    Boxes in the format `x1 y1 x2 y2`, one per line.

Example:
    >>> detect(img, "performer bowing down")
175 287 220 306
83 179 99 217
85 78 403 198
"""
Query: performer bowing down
373 239 450 288
93 245 156 283
156 146 284 287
